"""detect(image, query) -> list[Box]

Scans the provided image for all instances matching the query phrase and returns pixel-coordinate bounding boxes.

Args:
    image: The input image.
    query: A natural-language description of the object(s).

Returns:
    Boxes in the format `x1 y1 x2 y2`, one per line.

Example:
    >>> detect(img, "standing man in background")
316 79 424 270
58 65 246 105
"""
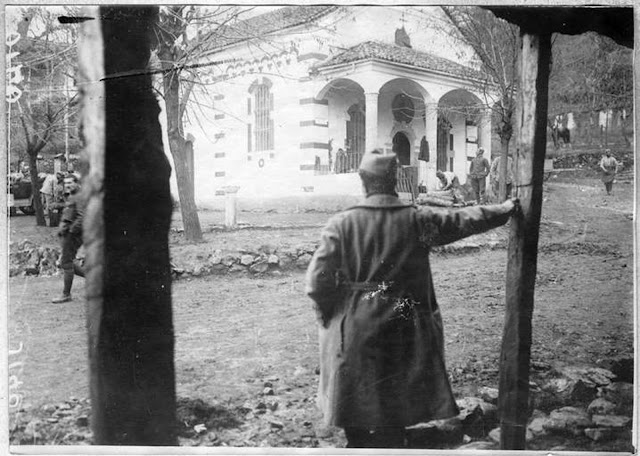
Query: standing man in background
52 174 85 303
468 148 490 204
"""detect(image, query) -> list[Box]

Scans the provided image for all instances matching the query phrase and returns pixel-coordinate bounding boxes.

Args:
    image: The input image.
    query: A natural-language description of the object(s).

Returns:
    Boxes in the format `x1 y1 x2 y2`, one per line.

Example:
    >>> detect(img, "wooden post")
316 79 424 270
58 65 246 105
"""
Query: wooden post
498 31 551 450
79 6 177 445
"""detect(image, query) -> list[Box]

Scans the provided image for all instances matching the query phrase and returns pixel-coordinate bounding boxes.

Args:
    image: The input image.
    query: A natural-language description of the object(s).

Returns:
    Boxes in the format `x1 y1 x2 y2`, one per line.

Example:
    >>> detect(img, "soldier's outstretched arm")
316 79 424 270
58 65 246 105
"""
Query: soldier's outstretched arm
417 199 518 247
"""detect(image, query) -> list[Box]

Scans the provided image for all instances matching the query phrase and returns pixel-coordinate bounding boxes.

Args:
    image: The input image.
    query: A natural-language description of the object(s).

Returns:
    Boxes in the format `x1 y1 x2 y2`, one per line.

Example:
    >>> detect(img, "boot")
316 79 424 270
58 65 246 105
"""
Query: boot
52 269 74 303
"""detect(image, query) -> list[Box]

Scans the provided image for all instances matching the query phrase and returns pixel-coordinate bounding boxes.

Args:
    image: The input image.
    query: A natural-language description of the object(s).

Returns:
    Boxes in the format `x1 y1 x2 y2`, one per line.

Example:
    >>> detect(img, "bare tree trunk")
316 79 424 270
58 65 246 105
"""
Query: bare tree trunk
80 5 177 445
499 136 510 202
162 70 203 242
27 152 46 225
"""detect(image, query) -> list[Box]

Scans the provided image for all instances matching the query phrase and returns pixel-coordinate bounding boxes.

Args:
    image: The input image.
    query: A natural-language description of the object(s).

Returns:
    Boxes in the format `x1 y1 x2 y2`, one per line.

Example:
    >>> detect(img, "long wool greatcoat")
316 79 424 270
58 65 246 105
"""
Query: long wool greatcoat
305 194 514 428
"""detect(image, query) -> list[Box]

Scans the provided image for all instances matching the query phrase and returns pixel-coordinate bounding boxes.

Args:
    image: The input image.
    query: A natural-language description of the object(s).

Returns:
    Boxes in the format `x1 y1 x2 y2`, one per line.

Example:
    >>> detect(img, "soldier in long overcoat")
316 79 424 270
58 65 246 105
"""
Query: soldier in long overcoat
306 150 517 448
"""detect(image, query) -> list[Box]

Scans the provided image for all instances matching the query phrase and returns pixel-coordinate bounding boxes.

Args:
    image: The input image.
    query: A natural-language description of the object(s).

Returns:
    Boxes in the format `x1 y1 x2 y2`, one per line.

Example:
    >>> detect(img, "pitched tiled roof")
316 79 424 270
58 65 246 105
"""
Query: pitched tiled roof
204 6 338 52
316 41 485 82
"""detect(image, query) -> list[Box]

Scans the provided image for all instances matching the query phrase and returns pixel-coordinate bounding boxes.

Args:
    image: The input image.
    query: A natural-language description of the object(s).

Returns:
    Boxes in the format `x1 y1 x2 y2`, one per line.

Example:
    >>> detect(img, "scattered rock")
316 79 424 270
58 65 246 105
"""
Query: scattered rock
407 417 463 446
209 254 222 265
528 416 549 436
477 387 499 404
221 255 237 267
598 382 633 414
608 358 633 383
191 266 205 277
456 397 497 437
263 381 273 388
262 387 275 396
587 398 617 416
531 360 552 371
267 254 279 265
76 415 89 427
269 419 284 430
249 261 269 274
266 400 279 412
544 406 591 435
591 414 631 429
240 254 254 266
457 440 496 450
41 404 57 413
229 264 247 273
584 427 625 442
583 427 608 442
542 377 597 404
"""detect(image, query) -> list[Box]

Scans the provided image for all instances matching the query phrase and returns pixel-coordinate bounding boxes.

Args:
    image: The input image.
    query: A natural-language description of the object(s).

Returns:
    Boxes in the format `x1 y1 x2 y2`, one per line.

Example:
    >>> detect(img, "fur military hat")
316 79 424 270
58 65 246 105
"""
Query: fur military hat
358 149 398 178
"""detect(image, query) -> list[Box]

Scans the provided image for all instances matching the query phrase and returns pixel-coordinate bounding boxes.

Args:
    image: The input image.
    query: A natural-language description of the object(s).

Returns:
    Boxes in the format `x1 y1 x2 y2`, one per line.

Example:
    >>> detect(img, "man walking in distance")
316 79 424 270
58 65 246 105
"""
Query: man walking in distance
306 149 518 448
468 148 491 204
52 174 85 303
599 148 619 195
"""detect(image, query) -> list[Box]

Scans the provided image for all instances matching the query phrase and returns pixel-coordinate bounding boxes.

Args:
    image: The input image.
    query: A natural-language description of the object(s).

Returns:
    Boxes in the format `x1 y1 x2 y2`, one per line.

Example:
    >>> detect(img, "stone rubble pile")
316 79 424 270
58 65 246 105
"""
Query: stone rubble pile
406 362 633 450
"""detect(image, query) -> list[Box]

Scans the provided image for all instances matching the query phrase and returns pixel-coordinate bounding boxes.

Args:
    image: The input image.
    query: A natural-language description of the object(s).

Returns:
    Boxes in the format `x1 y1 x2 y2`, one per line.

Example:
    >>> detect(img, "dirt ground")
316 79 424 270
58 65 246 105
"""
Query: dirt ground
7 176 635 449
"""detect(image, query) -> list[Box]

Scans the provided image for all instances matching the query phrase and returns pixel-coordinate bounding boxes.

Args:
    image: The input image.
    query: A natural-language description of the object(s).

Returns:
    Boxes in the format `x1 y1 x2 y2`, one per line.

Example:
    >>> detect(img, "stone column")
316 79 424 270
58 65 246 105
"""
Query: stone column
365 92 379 152
423 102 439 189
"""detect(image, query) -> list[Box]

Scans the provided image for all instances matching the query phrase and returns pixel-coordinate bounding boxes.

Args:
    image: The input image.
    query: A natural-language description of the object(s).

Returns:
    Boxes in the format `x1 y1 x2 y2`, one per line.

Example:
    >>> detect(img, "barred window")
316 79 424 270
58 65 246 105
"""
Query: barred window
249 78 274 152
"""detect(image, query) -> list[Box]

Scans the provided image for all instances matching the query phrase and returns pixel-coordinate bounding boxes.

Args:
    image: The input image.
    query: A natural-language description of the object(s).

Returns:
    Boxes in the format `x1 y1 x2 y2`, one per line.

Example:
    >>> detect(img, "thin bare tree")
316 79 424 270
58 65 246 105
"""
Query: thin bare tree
441 6 520 201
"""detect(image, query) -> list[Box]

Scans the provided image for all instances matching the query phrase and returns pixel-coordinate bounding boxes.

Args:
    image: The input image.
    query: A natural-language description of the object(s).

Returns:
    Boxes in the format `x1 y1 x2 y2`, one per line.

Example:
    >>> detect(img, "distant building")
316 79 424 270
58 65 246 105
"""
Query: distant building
164 6 494 208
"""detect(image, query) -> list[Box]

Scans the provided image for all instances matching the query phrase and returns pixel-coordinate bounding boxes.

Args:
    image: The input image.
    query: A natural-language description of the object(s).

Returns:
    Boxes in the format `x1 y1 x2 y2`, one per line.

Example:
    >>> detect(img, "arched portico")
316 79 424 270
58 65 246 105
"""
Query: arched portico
437 89 489 182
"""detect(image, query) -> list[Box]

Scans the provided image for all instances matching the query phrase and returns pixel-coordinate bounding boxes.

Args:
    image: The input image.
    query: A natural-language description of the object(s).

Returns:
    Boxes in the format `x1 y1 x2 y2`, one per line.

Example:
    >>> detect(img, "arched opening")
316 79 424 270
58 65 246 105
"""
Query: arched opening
438 89 485 179
346 104 366 171
392 132 411 166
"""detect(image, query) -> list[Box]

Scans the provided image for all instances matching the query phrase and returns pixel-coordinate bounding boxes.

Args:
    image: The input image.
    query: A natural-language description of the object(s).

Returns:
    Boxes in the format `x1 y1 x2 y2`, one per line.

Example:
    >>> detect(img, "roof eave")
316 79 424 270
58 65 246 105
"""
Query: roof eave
315 58 490 87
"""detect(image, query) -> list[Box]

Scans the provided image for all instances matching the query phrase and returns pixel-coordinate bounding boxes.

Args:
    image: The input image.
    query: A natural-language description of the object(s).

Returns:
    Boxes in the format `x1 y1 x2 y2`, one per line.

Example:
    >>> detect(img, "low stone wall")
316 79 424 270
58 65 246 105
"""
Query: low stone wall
10 236 507 279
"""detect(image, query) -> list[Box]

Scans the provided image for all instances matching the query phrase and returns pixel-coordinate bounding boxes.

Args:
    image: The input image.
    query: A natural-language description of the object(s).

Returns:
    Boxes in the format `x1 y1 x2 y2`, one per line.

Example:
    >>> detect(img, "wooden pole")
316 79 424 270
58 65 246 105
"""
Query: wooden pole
498 31 551 450
79 6 177 445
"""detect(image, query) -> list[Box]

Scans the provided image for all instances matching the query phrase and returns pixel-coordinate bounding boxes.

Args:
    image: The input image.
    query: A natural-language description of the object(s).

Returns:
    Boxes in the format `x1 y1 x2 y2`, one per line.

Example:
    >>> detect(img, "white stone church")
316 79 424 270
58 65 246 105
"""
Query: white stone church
166 6 495 209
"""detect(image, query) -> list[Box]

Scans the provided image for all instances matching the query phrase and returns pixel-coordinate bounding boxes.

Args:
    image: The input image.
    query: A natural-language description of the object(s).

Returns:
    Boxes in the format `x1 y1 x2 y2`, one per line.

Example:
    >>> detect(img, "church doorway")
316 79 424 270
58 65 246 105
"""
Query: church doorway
392 132 411 165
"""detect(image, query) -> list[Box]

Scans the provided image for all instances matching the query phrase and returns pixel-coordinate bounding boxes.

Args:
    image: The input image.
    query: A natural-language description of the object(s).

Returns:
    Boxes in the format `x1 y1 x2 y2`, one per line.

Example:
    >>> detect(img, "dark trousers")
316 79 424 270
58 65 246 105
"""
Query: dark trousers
344 426 406 448
60 234 84 295
605 181 613 194
469 176 486 203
